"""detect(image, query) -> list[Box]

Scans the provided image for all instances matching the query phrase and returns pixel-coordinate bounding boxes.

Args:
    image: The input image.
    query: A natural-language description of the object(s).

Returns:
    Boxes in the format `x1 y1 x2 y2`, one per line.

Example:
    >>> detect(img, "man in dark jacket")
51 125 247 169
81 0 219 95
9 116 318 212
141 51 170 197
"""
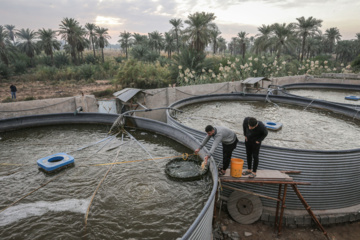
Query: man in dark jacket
243 117 268 178
10 84 17 99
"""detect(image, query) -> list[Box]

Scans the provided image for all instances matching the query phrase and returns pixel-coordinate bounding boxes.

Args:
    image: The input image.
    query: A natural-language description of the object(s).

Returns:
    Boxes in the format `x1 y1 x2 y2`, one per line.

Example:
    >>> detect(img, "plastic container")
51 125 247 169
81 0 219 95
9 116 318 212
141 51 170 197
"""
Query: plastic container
230 158 244 178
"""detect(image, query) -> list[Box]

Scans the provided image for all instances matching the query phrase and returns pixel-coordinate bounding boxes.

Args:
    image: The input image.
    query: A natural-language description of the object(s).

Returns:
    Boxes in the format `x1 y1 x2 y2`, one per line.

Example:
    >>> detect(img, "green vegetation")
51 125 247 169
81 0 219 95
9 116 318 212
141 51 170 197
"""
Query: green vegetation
1 14 360 91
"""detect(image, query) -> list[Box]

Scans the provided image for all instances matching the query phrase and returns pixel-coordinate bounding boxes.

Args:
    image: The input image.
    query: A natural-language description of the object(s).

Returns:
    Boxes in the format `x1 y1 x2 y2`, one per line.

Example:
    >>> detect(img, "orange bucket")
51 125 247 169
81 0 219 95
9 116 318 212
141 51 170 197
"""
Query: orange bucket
230 158 244 178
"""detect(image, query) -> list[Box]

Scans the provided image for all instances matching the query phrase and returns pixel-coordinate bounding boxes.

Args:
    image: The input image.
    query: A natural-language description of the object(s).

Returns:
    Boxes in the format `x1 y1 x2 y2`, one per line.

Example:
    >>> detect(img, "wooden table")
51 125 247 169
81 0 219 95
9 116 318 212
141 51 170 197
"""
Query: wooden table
218 170 329 240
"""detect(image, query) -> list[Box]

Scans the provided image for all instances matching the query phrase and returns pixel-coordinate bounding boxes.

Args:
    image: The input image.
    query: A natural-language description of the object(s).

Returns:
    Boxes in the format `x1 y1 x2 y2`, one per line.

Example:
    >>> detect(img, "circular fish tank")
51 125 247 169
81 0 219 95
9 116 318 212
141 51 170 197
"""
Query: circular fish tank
166 93 360 224
279 83 360 108
0 113 217 239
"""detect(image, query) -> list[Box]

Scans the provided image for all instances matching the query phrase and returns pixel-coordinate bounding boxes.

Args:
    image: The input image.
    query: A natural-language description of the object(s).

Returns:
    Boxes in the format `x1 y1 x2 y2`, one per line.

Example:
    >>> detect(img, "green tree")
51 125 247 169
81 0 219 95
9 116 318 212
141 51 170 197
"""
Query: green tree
324 27 342 53
118 30 132 59
169 18 183 54
0 25 10 65
271 23 297 59
85 23 97 57
95 27 111 63
295 16 323 61
37 28 61 65
210 26 221 54
5 25 16 45
335 40 355 64
355 33 360 56
183 12 216 53
253 25 272 55
16 28 38 66
238 31 248 59
164 32 175 58
148 31 163 54
132 33 148 45
217 36 227 55
59 17 81 64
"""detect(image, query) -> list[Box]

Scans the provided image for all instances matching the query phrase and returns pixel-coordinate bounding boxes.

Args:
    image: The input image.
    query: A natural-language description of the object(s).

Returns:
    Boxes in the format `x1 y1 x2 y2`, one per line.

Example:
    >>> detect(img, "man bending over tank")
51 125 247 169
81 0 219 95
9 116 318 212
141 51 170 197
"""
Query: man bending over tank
195 125 238 175
243 117 268 178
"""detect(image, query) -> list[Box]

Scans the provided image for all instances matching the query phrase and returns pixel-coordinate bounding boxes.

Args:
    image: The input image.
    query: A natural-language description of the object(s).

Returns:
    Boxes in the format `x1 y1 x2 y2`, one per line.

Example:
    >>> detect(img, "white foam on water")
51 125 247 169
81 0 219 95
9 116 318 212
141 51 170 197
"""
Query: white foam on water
0 198 90 227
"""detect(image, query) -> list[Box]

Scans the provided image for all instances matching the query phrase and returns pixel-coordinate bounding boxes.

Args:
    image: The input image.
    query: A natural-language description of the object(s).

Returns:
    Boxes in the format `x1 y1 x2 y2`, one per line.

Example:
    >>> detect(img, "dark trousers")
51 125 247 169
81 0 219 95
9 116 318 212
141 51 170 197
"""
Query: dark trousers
245 141 261 173
222 138 238 170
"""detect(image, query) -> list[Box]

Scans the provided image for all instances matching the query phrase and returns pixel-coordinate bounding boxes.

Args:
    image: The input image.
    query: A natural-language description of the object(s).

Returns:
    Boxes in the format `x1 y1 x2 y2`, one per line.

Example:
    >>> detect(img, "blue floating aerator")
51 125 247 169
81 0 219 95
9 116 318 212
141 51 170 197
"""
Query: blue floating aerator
37 153 74 173
263 121 283 131
345 95 360 101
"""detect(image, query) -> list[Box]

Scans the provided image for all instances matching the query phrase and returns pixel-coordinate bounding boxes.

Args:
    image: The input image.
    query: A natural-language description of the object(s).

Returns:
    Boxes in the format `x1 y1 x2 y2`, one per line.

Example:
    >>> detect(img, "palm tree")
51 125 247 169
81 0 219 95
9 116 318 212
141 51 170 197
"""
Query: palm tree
271 23 297 59
253 25 272 55
210 26 221 54
335 40 355 64
118 30 132 59
37 28 61 65
305 36 323 59
0 25 10 65
229 37 238 55
164 32 175 58
76 27 90 62
148 31 163 54
355 33 360 56
169 18 183 54
217 36 227 55
295 16 323 61
16 28 38 66
238 31 248 59
85 23 97 57
132 33 148 46
59 17 81 64
324 27 342 54
183 12 216 53
5 25 16 45
95 27 111 63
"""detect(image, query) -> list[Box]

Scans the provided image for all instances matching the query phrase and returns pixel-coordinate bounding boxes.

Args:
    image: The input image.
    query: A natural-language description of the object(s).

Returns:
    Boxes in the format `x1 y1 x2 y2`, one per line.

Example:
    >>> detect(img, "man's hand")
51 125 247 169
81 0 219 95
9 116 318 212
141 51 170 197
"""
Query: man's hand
194 148 200 154
245 136 248 142
201 156 209 170
256 141 260 144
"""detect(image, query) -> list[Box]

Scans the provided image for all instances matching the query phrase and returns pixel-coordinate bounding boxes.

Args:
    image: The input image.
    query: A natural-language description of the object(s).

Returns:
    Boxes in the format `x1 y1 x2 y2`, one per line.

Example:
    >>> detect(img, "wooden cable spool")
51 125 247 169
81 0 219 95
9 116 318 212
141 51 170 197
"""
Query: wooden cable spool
227 191 263 224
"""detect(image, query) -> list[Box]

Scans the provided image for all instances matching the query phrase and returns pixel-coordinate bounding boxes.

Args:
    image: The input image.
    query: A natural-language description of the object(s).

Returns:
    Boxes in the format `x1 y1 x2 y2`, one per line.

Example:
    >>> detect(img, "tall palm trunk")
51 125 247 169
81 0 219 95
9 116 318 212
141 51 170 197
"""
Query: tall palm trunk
101 48 104 63
51 52 54 66
92 36 96 57
300 36 306 61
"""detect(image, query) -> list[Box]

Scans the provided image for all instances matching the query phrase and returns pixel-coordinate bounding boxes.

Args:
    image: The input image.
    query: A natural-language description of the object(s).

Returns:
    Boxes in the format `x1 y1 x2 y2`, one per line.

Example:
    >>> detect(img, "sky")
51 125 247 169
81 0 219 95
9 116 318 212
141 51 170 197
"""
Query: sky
1 0 359 44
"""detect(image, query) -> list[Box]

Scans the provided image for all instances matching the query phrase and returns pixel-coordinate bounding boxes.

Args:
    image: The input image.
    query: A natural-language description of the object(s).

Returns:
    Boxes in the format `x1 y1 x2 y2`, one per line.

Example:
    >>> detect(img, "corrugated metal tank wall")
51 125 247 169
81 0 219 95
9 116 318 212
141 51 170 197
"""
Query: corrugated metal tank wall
167 93 360 210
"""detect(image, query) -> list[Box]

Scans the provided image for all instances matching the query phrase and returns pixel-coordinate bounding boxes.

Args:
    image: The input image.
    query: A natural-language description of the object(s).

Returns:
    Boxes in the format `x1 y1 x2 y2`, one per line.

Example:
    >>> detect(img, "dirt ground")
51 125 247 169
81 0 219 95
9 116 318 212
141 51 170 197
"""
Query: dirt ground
214 206 360 240
0 80 114 102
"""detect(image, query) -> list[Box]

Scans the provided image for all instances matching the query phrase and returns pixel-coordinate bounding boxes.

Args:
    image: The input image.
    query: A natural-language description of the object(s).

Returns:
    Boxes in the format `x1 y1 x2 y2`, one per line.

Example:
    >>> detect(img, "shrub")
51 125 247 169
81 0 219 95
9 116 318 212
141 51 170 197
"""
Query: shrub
84 54 99 64
92 88 114 98
35 66 57 81
0 62 11 79
24 96 36 101
351 54 360 73
2 97 13 103
54 52 70 68
114 56 124 63
115 59 171 89
78 64 94 80
38 55 53 66
13 60 27 74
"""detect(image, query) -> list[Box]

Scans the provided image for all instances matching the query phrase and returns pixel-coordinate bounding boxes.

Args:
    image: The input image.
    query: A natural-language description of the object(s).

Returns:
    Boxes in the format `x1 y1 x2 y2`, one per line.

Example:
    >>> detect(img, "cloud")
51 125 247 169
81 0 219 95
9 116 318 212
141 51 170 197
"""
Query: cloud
1 0 359 43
